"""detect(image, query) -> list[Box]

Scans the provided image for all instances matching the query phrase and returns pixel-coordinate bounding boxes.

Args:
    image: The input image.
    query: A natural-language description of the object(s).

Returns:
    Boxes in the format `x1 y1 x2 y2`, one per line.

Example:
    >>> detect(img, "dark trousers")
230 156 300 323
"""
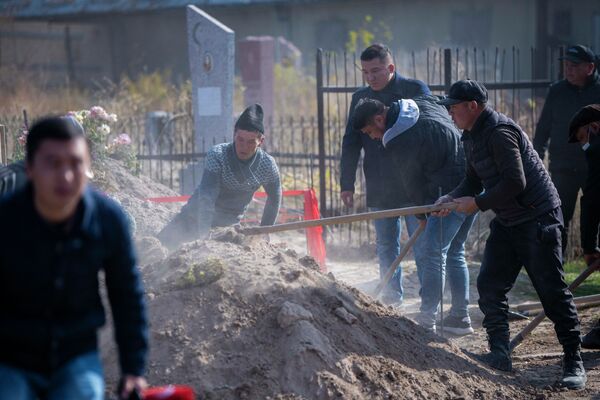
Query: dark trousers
552 170 587 238
477 207 581 348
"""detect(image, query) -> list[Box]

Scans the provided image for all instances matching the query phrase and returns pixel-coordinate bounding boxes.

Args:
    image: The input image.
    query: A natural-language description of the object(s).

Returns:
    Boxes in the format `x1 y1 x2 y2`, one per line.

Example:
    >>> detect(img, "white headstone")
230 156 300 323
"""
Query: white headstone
187 5 234 150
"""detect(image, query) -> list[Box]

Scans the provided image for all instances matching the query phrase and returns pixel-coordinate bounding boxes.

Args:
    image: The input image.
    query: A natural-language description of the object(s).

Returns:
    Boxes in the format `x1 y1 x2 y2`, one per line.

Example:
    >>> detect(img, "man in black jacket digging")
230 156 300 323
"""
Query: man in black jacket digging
436 80 585 389
352 95 476 335
568 104 600 349
340 44 430 305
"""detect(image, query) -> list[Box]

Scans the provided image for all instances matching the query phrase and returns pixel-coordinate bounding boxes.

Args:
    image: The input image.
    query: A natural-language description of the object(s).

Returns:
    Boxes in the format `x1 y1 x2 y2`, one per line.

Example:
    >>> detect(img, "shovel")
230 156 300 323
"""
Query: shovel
510 258 600 351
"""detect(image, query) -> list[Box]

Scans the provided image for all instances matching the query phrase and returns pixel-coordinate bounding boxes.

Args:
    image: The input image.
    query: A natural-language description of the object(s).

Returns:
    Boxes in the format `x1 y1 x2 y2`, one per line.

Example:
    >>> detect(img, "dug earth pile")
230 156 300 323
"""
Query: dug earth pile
97 159 534 399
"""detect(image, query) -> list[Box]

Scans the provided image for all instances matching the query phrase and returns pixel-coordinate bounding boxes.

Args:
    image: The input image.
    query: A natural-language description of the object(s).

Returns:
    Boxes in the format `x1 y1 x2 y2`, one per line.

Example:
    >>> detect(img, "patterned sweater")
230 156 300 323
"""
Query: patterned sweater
158 142 281 248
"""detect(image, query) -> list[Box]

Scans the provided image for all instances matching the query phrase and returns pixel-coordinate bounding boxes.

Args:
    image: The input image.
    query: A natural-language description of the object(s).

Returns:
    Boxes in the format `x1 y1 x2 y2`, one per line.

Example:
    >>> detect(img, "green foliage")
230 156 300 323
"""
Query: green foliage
346 15 393 54
177 257 226 289
564 259 600 297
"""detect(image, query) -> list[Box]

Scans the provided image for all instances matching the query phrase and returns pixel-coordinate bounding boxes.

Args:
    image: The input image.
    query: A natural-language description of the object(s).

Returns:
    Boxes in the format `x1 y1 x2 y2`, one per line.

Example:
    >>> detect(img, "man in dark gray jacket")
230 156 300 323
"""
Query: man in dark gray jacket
340 44 430 305
534 45 600 246
436 80 585 389
158 104 281 250
353 95 476 335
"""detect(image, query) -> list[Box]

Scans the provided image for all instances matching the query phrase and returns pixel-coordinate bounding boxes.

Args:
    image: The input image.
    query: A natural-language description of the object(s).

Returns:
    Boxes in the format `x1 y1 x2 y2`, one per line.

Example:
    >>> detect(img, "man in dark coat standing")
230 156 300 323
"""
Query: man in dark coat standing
534 45 600 248
568 104 600 349
436 80 586 389
340 43 430 305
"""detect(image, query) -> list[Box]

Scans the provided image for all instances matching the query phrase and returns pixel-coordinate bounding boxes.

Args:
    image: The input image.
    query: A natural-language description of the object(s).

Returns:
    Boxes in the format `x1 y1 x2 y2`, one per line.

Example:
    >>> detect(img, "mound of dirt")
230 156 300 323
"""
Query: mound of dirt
92 160 537 399
100 226 534 399
92 157 179 199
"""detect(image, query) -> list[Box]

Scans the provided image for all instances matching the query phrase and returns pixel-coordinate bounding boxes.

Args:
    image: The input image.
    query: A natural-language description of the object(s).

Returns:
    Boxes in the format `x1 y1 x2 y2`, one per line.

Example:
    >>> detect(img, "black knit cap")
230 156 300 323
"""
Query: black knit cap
568 104 600 143
235 104 264 134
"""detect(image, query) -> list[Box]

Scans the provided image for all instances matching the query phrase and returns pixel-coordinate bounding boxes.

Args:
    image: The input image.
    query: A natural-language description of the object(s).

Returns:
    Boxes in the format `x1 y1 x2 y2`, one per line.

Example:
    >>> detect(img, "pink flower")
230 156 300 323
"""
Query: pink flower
113 133 132 146
17 130 28 146
89 106 108 120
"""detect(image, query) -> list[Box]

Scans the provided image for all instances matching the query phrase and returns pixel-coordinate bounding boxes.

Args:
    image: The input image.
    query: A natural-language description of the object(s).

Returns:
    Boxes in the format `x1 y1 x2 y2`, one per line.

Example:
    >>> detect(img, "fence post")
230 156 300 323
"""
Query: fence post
558 45 565 80
64 26 76 85
444 48 452 93
0 125 6 165
316 48 327 216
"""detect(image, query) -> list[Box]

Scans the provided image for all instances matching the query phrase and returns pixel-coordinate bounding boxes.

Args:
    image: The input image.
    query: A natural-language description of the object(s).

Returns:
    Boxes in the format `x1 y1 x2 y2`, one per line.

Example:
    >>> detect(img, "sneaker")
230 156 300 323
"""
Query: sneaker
581 323 600 350
414 314 436 334
440 315 474 336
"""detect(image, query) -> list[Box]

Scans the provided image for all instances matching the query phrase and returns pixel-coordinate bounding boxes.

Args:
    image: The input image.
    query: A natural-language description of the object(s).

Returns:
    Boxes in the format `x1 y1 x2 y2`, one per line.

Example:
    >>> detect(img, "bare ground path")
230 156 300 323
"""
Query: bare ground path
327 253 600 399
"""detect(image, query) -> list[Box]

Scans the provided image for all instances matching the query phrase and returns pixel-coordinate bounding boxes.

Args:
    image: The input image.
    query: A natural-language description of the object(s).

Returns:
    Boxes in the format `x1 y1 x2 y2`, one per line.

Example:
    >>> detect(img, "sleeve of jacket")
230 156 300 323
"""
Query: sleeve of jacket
260 157 282 226
104 204 148 377
474 128 526 211
449 162 483 198
340 93 362 192
408 79 431 97
580 192 600 254
533 86 554 159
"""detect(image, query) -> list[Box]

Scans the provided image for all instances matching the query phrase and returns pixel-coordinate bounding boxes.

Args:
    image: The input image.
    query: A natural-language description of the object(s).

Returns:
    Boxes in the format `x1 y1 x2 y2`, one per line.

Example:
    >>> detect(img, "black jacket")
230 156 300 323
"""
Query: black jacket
451 106 561 226
0 185 148 376
534 72 600 173
340 72 430 208
383 96 465 207
581 134 600 254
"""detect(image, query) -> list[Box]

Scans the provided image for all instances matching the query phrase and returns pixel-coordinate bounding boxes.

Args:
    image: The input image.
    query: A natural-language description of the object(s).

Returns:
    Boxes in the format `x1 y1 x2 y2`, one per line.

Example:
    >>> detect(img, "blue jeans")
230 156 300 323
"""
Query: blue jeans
0 351 104 400
406 211 476 325
371 208 402 301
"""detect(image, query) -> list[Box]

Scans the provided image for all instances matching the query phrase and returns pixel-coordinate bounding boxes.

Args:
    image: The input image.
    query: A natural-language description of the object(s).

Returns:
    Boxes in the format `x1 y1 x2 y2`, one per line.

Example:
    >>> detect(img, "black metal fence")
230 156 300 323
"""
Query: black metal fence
314 46 586 258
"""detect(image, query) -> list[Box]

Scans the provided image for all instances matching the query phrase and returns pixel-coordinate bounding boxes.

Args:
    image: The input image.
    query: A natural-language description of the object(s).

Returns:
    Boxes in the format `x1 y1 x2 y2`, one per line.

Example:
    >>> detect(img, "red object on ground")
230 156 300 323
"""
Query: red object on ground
143 385 195 400
146 189 327 272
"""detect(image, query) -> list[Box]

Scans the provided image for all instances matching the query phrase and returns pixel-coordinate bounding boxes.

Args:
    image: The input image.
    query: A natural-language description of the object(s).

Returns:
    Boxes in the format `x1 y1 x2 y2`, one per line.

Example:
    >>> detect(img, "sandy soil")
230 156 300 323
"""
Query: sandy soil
328 253 600 399
94 158 599 399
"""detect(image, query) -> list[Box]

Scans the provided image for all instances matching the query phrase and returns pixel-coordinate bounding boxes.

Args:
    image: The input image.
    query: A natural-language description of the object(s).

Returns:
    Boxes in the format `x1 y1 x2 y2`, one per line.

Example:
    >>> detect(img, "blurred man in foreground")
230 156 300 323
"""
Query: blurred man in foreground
0 116 148 399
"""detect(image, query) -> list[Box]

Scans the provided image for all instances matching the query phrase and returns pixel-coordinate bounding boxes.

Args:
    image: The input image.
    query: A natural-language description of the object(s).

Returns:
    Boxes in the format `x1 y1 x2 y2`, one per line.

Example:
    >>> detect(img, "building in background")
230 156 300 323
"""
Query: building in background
0 0 599 86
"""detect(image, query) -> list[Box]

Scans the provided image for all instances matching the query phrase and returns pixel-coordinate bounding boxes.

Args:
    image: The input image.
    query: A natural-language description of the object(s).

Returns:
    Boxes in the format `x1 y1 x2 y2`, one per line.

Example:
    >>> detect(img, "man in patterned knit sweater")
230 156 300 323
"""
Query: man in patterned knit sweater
158 104 281 249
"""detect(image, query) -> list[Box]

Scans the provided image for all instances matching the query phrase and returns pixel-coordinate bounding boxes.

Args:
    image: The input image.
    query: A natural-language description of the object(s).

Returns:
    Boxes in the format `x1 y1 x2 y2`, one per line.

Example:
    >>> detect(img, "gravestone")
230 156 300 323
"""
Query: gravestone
186 5 234 149
182 6 234 194
238 36 275 127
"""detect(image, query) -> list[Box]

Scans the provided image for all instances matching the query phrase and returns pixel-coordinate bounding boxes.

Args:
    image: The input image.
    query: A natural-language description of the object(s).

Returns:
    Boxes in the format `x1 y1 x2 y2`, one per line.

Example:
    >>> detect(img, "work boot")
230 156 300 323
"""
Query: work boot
581 321 600 349
560 347 586 390
480 336 512 372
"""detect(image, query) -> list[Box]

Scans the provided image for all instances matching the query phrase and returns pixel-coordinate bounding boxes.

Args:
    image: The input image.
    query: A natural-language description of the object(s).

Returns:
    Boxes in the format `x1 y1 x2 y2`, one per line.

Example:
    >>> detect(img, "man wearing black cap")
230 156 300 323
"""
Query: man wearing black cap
435 80 586 389
568 104 600 349
534 45 600 249
340 44 431 305
158 104 282 249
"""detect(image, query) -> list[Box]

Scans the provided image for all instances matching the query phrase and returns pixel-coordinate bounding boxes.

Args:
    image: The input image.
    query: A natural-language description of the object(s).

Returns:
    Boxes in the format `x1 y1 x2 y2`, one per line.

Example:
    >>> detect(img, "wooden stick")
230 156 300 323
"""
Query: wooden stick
241 203 456 235
510 259 600 351
373 219 426 298
513 293 600 312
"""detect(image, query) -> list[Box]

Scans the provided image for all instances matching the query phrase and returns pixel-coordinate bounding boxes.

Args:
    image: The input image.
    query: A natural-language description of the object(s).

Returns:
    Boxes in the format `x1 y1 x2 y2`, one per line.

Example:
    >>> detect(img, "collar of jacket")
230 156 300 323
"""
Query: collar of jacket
462 106 494 141
23 183 102 240
565 70 600 91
